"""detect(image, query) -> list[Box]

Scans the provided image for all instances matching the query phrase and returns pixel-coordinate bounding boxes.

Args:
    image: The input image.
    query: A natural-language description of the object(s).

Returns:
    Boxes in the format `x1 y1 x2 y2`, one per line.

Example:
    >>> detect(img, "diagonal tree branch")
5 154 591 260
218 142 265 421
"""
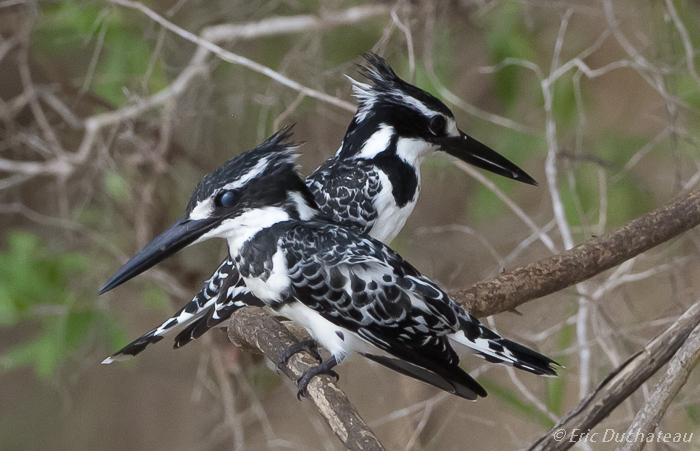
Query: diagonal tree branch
227 307 386 451
615 322 700 451
527 299 700 451
454 188 700 317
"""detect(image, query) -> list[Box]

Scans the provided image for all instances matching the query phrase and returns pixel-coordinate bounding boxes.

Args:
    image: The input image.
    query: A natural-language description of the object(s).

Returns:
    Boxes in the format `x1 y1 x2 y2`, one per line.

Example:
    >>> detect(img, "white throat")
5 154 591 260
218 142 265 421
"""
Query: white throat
396 137 434 167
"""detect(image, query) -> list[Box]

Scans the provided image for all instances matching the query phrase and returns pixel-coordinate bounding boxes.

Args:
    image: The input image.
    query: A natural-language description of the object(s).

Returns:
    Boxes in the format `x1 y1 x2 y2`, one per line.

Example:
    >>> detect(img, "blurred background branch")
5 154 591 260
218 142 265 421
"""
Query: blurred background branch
455 188 700 317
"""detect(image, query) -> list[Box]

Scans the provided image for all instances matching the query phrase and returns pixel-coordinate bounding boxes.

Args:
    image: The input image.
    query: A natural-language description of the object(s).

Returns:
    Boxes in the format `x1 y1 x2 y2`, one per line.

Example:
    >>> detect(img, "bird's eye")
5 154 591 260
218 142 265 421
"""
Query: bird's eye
428 115 446 135
215 190 239 208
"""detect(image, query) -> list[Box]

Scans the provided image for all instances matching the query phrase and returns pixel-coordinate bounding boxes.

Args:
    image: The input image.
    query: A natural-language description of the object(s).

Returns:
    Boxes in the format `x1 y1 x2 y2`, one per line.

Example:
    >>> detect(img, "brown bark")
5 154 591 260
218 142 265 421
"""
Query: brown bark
227 307 385 451
454 189 700 317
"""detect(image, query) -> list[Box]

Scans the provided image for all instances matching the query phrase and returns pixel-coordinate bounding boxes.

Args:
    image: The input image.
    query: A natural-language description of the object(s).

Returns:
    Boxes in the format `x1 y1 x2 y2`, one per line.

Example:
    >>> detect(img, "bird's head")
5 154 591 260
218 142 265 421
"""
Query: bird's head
99 127 315 294
339 53 536 185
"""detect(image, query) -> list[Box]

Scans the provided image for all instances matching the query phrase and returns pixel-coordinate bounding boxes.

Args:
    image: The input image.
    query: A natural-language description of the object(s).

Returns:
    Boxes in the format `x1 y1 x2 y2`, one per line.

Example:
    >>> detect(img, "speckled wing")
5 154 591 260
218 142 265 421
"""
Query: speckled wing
305 158 380 234
172 260 263 348
279 221 487 398
281 224 459 360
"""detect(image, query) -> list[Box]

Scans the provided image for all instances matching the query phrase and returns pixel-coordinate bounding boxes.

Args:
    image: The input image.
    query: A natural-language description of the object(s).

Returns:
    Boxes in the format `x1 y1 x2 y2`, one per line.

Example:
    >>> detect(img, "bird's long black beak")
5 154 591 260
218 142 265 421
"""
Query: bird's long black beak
439 131 537 186
99 215 220 295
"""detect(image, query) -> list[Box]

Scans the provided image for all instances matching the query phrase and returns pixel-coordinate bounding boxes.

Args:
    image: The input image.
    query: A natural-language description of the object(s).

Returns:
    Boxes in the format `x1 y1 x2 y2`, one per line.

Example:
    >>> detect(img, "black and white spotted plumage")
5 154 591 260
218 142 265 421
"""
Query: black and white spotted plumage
305 158 381 235
103 54 537 363
256 220 557 398
101 129 558 400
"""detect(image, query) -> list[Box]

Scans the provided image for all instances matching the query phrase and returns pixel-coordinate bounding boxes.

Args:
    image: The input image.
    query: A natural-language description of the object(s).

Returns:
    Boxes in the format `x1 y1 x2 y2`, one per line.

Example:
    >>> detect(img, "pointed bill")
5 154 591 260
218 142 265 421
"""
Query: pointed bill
438 131 537 186
99 215 220 295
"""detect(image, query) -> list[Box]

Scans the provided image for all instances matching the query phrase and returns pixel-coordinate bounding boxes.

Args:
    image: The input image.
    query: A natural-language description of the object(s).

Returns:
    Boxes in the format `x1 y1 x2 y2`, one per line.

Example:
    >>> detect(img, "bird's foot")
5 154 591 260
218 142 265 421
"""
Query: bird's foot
277 339 322 370
297 357 339 400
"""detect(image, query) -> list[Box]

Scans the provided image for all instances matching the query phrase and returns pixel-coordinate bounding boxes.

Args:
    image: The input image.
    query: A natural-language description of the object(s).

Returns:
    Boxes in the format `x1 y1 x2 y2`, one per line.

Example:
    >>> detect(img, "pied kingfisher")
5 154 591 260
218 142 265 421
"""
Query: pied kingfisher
99 54 536 363
100 129 557 400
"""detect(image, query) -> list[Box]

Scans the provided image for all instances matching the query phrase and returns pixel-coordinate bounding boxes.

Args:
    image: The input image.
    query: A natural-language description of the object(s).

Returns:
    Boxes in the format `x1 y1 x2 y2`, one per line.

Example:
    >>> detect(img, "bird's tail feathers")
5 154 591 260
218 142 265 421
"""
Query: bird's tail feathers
173 293 263 348
101 295 215 364
360 352 486 400
450 317 560 377
101 260 261 364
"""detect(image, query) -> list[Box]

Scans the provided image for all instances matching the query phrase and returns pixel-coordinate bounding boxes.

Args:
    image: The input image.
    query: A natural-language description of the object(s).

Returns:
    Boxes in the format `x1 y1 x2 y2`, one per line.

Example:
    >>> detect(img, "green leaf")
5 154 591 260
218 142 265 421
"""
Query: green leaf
552 74 578 126
0 230 109 380
675 74 700 111
0 285 18 325
481 1 536 109
685 404 700 425
321 22 384 68
64 309 94 350
2 333 61 381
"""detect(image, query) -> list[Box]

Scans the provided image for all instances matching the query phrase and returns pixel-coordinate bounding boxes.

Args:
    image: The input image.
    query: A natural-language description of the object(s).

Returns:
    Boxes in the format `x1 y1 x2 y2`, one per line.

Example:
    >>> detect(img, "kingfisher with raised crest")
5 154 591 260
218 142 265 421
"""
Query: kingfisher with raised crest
100 53 537 358
100 125 557 400
100 54 537 363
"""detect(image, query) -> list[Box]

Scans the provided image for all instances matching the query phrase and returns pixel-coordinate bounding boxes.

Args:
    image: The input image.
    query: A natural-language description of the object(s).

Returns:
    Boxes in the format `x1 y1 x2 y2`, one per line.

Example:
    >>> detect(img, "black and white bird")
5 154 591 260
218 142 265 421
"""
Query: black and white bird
100 129 558 400
100 54 537 363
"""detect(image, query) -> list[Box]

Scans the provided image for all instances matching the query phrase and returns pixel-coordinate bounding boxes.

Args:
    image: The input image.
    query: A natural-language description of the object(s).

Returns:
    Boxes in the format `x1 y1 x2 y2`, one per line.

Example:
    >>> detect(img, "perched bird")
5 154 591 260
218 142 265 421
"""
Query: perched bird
100 54 536 362
100 129 558 400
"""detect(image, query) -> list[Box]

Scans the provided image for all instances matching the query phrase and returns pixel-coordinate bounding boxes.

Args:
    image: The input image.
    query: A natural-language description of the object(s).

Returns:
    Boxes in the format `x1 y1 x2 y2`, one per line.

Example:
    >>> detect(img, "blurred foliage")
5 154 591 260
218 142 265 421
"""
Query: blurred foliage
103 171 130 204
481 2 535 111
33 2 167 105
0 232 122 380
685 403 700 426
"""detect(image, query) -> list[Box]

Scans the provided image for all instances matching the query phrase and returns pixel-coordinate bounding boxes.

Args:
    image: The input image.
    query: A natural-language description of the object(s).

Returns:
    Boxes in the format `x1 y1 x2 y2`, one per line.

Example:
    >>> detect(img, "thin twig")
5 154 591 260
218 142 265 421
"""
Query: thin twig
211 347 246 451
110 0 356 112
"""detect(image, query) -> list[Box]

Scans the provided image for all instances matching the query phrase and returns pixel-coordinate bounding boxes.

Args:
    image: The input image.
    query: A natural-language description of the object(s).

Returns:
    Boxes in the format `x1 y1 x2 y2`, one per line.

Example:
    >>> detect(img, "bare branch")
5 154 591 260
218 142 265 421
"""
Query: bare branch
615 324 700 451
453 188 700 318
110 0 357 112
201 4 390 43
528 299 700 451
227 307 385 451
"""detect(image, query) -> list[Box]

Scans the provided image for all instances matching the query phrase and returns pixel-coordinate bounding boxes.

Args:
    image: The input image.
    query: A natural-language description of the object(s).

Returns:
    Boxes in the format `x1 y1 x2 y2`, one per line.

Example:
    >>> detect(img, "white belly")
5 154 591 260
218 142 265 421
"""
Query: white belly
277 303 372 363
